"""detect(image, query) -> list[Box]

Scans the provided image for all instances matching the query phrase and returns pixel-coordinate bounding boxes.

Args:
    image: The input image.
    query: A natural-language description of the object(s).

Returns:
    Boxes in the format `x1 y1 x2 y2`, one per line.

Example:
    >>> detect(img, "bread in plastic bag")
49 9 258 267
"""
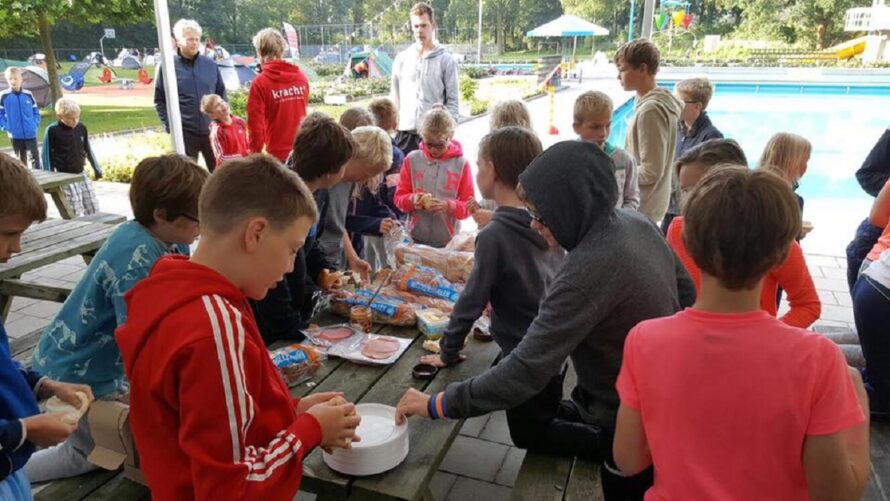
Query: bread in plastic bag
394 244 473 284
391 263 463 302
269 344 324 387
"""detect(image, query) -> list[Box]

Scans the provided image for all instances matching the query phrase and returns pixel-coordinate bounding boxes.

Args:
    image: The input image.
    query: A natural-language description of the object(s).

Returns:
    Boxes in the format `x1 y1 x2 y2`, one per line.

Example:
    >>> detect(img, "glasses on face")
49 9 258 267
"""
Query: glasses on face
425 140 449 150
178 214 199 224
525 207 545 226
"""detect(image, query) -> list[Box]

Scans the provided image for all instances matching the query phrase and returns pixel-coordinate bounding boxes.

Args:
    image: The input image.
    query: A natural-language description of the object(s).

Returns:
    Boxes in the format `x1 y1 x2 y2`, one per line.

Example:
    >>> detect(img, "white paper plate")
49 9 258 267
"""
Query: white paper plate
323 403 409 476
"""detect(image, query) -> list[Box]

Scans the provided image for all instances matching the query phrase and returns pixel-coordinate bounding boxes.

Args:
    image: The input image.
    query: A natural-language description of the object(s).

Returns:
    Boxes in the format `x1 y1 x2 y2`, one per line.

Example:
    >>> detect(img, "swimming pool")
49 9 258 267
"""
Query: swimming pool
608 82 890 202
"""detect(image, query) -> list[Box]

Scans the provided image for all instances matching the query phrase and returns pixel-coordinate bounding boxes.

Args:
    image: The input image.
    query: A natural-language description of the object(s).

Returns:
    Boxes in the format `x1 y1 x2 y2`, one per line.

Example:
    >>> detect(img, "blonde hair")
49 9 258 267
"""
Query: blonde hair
419 104 455 138
489 100 531 130
368 97 398 130
675 78 714 109
757 132 812 184
54 97 80 118
350 126 393 197
253 28 288 60
0 154 47 222
200 94 223 115
173 19 202 42
4 67 22 81
573 91 613 123
339 107 374 131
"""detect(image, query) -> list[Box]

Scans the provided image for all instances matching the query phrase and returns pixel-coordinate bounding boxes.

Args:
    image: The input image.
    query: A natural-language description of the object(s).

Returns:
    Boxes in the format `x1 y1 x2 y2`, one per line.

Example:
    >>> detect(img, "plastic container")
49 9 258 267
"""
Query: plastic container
349 305 373 333
416 309 449 340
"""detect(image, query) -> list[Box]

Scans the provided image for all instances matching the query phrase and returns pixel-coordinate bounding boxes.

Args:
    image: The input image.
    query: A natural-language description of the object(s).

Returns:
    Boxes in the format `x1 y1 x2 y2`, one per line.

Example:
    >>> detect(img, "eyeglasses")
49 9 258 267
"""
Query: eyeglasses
683 100 700 105
525 207 545 226
178 214 199 224
425 140 449 150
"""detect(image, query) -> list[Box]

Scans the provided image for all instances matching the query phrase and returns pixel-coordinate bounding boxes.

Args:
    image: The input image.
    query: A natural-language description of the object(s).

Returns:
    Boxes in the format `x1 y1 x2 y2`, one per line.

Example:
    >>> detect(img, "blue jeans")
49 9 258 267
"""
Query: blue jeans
852 275 890 416
846 218 883 292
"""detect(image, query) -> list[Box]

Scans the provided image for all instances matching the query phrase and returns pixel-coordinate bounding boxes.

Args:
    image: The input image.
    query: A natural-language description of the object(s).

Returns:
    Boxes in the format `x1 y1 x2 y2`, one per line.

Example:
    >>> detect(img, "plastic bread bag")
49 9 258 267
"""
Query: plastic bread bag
269 344 325 387
384 220 413 270
380 286 455 313
328 288 418 326
394 244 474 284
445 232 477 253
391 263 463 302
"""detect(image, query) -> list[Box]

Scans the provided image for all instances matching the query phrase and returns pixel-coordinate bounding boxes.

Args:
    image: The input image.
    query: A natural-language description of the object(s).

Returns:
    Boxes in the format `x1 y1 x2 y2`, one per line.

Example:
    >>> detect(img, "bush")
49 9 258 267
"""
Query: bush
469 98 489 116
309 77 390 104
94 131 174 183
228 89 248 119
462 66 491 79
307 62 344 78
459 74 479 102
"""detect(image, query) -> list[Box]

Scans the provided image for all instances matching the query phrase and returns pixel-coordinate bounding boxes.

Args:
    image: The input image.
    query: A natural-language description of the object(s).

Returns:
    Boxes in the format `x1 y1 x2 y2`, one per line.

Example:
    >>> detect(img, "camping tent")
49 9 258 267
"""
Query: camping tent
526 14 610 60
217 58 256 91
344 47 394 78
0 58 28 70
60 61 116 91
114 50 143 69
0 66 51 107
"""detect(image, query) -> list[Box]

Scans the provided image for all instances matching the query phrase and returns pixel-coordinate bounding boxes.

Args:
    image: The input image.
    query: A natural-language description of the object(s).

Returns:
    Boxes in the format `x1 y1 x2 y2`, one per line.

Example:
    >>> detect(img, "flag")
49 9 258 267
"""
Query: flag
283 22 300 59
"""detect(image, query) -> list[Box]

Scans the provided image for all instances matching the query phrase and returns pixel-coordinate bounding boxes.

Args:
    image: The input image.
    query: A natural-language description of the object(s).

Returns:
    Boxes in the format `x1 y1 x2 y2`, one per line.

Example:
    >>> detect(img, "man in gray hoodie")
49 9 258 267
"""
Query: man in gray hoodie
390 3 460 155
398 141 695 498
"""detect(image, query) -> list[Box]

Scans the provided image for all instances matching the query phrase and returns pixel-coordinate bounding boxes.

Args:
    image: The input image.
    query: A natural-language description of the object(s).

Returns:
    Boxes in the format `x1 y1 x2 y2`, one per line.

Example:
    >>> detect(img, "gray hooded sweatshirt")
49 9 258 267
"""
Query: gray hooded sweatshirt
390 44 460 131
625 87 683 222
439 207 565 365
440 141 695 428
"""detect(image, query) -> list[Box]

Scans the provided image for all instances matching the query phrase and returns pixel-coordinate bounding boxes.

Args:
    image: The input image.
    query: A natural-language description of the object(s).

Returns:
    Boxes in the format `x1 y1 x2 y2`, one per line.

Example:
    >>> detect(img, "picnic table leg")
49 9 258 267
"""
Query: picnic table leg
49 188 76 219
0 275 20 320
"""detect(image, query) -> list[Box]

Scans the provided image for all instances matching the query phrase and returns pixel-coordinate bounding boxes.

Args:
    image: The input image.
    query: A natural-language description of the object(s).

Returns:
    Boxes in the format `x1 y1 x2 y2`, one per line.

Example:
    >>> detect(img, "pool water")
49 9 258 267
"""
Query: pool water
609 83 890 202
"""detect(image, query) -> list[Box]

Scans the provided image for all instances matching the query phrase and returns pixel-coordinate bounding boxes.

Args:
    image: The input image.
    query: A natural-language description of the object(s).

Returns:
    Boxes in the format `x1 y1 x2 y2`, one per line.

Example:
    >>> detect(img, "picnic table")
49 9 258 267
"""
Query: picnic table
31 170 84 220
0 218 116 319
28 314 502 501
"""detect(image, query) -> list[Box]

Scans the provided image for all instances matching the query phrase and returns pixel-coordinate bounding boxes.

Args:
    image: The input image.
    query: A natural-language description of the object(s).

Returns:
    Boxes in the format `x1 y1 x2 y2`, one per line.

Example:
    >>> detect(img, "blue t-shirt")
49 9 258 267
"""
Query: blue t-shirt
32 221 188 397
0 319 40 482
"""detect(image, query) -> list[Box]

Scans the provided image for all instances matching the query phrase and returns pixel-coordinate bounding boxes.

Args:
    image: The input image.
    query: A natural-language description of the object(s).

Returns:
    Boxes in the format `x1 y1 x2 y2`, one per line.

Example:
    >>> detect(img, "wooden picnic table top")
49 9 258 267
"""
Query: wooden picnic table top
29 314 501 501
30 170 83 191
0 219 115 281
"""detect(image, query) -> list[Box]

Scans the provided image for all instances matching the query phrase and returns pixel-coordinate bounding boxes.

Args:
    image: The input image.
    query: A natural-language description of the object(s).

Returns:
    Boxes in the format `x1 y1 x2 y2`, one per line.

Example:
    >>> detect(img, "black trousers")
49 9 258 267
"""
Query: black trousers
505 368 654 500
394 130 422 156
12 138 40 169
183 131 217 172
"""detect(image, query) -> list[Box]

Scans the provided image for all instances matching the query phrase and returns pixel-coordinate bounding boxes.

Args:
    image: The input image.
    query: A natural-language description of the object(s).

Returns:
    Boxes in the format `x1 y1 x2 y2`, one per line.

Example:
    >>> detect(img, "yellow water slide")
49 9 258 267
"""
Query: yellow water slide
827 36 869 59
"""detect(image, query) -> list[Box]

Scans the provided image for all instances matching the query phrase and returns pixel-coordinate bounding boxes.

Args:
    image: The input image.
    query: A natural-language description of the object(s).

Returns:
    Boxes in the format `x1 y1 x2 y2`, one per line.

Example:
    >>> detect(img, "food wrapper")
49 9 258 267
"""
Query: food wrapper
327 288 418 326
303 324 365 349
380 286 455 313
445 232 476 253
395 244 473 283
327 334 412 366
269 344 324 387
391 263 463 302
417 309 450 339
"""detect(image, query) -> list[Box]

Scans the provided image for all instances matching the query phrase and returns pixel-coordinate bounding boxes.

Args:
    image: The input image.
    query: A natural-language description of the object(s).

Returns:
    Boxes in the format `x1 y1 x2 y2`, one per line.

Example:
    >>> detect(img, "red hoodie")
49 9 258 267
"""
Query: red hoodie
116 255 322 500
247 60 309 162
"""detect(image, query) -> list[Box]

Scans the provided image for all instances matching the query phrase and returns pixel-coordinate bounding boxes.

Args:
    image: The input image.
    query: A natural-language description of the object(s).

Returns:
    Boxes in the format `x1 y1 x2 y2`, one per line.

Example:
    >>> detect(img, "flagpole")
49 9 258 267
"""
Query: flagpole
153 0 184 154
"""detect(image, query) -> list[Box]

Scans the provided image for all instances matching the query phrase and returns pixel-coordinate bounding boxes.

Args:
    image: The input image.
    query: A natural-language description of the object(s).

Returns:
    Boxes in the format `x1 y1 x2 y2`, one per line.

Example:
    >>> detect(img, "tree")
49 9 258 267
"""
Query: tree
0 0 152 104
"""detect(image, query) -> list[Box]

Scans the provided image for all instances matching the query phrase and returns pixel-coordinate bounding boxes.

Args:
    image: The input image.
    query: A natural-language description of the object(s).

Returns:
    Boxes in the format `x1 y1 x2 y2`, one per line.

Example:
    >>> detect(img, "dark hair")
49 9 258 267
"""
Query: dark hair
290 113 355 182
339 107 374 131
614 38 660 75
199 154 317 234
0 153 46 222
478 126 543 189
368 97 398 130
683 167 801 290
675 138 748 178
410 2 436 24
129 154 209 227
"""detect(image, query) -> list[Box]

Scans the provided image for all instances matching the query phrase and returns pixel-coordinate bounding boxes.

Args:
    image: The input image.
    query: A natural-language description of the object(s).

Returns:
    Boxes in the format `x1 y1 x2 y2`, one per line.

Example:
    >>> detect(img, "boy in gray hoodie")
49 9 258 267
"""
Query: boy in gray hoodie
398 141 696 498
615 39 683 223
390 3 460 155
419 127 577 454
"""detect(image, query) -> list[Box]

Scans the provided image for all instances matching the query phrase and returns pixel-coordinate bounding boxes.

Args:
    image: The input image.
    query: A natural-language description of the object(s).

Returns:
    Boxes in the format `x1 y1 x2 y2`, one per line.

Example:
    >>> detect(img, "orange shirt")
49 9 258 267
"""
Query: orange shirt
617 309 865 500
868 223 890 262
666 216 821 328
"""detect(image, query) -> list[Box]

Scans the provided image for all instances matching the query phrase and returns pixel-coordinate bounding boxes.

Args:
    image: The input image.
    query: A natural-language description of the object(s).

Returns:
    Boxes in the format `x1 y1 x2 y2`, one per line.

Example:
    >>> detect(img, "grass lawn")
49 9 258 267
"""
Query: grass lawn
0 105 160 149
56 62 157 87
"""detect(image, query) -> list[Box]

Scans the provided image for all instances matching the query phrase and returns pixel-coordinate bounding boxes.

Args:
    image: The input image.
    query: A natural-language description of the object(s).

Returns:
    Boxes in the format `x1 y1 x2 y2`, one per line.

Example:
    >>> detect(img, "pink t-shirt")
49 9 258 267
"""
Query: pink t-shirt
616 308 865 501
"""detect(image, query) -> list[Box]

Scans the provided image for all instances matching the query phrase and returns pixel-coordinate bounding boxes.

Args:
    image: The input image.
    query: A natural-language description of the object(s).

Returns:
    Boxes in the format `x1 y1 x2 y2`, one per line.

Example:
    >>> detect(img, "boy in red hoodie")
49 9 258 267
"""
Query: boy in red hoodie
247 28 310 162
202 93 249 169
116 155 360 499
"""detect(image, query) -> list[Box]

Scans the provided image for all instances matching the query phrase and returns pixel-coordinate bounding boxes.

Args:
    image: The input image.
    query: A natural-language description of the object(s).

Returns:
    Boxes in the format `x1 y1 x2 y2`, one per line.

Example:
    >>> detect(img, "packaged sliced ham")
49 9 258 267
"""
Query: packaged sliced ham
391 264 463 302
394 244 473 283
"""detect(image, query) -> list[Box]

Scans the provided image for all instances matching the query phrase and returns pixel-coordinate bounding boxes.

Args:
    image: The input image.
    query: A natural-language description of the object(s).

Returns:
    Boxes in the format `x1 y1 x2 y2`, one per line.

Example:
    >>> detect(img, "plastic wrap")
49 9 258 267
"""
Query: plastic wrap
391 264 463 302
394 244 474 283
445 232 477 253
327 288 418 326
380 286 455 313
269 344 324 387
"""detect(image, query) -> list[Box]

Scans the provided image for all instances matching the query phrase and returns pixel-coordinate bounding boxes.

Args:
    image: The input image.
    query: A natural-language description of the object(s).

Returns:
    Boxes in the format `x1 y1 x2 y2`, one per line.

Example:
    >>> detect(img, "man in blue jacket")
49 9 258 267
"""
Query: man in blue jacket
154 19 227 171
0 67 42 170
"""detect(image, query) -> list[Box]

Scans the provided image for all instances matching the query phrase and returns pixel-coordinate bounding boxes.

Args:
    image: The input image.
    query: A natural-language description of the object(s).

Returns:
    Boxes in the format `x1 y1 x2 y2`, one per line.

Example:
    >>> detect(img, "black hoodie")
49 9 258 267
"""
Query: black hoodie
439 207 564 365
440 141 694 429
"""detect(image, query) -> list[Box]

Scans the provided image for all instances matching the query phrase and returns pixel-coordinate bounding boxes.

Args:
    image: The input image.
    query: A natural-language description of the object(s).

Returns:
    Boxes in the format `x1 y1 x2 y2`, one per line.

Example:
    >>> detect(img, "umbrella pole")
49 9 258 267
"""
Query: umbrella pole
572 36 577 62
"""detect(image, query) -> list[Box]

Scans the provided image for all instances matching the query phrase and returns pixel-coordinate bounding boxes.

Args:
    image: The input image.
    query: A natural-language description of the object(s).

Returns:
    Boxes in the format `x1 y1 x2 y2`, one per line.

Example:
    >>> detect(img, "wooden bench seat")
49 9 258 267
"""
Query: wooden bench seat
511 453 601 501
74 212 126 226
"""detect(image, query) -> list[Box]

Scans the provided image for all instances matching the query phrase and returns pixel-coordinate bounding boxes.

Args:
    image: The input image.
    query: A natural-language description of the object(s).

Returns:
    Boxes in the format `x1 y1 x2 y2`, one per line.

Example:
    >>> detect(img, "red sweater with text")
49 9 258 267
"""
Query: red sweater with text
667 217 821 328
247 60 309 162
209 115 250 167
116 256 322 500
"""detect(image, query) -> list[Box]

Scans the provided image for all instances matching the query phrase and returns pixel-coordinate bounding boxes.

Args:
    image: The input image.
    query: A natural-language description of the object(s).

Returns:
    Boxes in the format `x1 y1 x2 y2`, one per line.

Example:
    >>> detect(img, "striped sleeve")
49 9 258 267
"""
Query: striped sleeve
173 294 322 497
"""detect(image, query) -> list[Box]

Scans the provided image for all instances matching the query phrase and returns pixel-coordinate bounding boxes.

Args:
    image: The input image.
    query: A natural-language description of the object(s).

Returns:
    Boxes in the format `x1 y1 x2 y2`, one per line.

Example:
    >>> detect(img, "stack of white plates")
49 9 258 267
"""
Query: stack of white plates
322 403 409 476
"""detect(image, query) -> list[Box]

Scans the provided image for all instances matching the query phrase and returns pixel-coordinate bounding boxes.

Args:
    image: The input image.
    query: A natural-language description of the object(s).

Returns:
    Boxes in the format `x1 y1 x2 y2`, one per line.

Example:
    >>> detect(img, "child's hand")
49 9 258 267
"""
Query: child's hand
347 257 372 282
414 193 432 211
296 392 345 414
23 413 78 448
379 218 396 235
427 199 449 214
395 388 431 424
800 221 814 238
472 210 493 229
40 380 94 408
386 174 400 188
307 400 362 450
318 269 343 291
419 353 465 368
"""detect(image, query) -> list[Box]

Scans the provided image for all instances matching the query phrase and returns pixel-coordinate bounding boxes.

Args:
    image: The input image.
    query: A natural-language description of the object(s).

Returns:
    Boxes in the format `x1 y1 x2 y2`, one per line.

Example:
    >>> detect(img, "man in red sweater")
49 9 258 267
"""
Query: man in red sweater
247 28 309 162
116 156 360 499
